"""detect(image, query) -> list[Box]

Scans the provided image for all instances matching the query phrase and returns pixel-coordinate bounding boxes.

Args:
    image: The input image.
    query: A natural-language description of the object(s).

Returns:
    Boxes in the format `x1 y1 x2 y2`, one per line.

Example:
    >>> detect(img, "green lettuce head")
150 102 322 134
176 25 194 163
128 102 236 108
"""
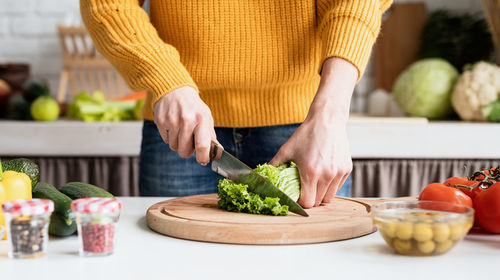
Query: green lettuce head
393 58 459 119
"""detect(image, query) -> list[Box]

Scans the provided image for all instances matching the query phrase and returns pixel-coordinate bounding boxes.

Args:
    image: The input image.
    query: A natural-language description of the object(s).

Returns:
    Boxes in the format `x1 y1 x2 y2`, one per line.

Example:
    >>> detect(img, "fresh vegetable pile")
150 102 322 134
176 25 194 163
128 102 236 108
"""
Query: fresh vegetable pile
419 167 500 233
217 162 301 216
0 158 114 238
0 79 59 121
68 90 145 122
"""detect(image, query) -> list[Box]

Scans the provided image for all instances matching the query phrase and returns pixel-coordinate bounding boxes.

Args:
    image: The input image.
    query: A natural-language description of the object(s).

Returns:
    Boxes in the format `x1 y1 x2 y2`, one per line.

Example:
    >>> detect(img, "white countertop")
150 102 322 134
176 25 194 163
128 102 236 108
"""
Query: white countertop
1 117 500 159
0 197 499 280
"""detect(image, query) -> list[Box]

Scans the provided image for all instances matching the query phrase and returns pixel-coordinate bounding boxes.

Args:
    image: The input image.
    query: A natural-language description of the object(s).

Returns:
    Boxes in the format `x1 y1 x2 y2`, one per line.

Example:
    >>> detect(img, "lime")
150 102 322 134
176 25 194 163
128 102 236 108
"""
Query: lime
31 96 60 121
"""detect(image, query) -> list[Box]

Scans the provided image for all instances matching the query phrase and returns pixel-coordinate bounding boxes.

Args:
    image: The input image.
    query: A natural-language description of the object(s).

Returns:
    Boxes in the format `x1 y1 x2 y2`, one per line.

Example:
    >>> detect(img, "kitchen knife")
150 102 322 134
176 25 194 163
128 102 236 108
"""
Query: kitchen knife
209 143 308 217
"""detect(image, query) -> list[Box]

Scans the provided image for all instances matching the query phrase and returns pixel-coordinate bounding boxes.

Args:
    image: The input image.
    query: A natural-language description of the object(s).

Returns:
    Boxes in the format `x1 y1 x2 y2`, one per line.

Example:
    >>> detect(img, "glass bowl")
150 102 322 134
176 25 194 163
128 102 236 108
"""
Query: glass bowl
371 200 474 256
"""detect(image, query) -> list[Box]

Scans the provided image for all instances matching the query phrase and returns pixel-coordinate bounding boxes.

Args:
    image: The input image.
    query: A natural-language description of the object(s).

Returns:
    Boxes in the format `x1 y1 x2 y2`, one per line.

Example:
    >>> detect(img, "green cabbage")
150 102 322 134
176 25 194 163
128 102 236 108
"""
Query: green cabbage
393 58 459 119
217 162 301 216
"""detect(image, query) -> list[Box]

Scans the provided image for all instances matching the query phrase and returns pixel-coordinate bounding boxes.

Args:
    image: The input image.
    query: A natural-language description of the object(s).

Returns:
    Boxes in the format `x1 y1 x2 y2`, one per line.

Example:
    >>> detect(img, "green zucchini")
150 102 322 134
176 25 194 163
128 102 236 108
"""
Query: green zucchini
32 182 76 237
60 182 114 199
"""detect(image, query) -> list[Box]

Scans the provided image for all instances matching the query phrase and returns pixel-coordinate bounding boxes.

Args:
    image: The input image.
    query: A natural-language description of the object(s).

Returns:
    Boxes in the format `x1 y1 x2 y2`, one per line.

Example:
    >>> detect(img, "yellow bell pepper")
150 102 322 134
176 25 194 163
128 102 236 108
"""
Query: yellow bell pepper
0 160 32 239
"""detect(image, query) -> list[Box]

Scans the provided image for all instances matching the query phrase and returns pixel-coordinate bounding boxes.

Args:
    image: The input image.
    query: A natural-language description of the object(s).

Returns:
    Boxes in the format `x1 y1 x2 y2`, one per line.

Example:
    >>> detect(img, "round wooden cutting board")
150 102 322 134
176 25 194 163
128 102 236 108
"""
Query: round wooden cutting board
146 194 384 245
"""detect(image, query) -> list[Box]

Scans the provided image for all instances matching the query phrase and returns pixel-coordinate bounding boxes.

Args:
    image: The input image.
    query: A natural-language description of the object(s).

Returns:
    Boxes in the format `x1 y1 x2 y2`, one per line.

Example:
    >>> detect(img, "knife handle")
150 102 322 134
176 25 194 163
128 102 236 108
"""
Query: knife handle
209 141 222 160
193 137 223 160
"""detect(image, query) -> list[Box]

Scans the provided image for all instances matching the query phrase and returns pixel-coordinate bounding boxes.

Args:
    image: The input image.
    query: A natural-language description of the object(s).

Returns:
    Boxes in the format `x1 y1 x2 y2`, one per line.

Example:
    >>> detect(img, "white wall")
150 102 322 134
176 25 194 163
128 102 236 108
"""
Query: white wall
0 0 486 108
0 0 80 94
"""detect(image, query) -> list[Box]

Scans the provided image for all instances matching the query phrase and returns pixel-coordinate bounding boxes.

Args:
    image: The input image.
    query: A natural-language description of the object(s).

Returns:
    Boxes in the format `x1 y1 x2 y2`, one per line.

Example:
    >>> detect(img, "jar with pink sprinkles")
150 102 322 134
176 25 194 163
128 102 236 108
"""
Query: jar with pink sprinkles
71 198 122 257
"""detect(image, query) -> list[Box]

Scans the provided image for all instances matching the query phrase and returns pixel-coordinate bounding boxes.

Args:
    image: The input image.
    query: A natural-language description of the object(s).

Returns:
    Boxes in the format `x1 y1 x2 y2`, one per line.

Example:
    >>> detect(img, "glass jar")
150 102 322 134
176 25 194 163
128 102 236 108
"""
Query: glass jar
2 199 54 259
71 198 122 257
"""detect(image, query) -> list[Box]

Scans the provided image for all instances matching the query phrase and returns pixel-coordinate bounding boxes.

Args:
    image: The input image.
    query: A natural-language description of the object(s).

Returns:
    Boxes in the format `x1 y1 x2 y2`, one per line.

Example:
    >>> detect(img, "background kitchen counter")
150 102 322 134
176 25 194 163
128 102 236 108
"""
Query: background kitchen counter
1 117 499 196
0 197 498 280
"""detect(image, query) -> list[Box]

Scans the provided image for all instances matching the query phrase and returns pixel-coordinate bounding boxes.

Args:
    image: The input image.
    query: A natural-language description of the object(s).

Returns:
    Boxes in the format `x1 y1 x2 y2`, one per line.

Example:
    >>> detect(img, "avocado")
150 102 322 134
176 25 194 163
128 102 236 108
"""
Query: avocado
23 79 50 103
7 94 32 120
2 158 40 187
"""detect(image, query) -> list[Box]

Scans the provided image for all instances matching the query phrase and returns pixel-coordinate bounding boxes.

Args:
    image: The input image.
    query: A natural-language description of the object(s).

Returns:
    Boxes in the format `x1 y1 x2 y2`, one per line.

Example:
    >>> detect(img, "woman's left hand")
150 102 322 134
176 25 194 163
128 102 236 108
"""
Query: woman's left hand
270 57 357 208
270 112 352 208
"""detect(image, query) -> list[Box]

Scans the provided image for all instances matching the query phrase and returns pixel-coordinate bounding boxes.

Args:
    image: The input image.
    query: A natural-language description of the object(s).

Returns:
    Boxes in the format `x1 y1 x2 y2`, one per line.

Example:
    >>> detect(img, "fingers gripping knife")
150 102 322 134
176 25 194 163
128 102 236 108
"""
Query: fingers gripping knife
208 142 308 217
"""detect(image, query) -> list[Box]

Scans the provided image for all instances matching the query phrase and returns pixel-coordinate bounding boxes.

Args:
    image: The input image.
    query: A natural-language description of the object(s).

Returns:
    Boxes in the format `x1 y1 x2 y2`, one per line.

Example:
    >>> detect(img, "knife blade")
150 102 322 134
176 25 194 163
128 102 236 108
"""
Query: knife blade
210 145 308 217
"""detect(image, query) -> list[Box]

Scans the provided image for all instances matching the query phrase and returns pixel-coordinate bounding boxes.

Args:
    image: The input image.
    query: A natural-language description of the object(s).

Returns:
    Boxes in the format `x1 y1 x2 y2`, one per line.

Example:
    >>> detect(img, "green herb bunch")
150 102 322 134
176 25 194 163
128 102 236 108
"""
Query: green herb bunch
420 10 494 71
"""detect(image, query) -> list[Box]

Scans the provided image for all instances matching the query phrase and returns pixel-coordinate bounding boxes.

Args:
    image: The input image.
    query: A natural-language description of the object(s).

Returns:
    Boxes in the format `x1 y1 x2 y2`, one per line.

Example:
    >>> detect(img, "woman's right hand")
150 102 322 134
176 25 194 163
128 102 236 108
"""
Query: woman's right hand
153 86 218 165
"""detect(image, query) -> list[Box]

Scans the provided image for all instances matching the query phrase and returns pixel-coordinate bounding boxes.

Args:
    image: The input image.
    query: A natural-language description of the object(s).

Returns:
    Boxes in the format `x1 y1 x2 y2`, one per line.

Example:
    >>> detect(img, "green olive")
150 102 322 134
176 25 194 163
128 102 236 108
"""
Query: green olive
396 222 413 240
413 223 433 242
433 224 450 242
417 240 436 254
393 239 412 254
381 222 397 238
450 224 465 241
435 240 454 254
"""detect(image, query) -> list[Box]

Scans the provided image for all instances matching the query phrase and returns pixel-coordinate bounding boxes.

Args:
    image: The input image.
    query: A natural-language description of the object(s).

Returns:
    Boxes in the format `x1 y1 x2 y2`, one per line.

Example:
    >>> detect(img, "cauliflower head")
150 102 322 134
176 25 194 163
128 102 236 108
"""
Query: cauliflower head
451 62 500 121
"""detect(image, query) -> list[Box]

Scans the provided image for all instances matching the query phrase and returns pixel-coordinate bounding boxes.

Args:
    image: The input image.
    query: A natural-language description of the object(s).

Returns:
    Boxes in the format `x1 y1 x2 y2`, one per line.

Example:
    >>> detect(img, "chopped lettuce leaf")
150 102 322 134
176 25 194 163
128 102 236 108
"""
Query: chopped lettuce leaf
274 163 301 202
217 178 289 216
217 161 301 216
255 162 301 202
254 164 280 185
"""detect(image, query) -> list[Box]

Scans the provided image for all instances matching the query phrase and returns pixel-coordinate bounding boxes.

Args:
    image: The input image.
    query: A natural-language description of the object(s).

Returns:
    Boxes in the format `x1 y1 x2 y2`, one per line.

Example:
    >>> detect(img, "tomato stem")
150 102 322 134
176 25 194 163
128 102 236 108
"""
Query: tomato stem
466 167 500 189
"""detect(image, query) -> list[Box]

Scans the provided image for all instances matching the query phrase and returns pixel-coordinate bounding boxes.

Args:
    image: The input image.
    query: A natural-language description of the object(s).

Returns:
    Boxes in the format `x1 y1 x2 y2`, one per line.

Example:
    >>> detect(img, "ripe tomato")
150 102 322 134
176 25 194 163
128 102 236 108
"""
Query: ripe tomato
419 183 473 208
470 167 498 182
443 177 489 200
462 184 490 200
443 177 469 187
474 182 500 233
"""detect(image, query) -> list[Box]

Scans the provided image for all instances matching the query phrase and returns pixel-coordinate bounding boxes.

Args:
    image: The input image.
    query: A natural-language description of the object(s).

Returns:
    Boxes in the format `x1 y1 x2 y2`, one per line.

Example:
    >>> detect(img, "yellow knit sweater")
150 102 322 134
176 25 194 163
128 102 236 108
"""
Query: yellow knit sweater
81 0 391 127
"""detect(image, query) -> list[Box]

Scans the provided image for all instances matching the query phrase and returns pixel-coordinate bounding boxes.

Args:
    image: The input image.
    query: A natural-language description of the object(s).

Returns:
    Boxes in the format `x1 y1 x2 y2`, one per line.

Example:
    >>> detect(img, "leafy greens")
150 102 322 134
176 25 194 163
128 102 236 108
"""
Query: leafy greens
217 162 301 216
68 91 139 122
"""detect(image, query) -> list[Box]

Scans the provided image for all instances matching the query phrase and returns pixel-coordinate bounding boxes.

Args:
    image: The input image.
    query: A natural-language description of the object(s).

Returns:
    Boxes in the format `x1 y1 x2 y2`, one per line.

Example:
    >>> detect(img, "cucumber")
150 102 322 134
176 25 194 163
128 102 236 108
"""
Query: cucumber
32 182 76 237
60 182 114 199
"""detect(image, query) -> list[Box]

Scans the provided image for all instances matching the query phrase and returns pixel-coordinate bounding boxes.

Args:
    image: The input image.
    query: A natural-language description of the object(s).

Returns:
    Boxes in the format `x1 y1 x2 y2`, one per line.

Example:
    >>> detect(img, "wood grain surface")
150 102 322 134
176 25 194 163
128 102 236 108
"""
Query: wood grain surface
146 194 405 245
375 2 427 92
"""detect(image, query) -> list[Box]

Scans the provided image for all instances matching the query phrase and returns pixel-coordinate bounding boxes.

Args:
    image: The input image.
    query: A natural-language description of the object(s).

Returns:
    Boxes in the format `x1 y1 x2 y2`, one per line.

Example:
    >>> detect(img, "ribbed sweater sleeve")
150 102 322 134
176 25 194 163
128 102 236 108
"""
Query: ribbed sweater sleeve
317 0 392 79
80 0 198 111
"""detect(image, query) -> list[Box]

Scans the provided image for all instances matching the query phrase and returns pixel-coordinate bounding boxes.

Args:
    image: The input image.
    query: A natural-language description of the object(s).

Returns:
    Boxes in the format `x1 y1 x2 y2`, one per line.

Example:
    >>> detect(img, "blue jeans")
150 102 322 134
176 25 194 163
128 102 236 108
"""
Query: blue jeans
139 120 351 197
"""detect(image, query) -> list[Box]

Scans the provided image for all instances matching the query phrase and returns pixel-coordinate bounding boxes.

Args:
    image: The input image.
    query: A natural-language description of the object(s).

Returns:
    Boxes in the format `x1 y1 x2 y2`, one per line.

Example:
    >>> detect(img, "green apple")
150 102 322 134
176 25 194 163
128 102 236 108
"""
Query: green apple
31 96 60 121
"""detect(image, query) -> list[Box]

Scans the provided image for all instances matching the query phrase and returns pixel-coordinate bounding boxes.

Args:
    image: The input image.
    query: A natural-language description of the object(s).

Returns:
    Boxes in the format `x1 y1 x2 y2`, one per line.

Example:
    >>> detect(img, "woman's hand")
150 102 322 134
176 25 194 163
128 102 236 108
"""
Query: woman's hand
270 58 358 208
154 86 217 165
270 113 352 208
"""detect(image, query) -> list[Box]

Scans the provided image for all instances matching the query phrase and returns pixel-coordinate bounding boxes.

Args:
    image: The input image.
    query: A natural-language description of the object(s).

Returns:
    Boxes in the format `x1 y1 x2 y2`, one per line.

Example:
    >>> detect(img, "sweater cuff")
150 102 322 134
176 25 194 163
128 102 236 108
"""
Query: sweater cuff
135 52 199 113
320 16 378 81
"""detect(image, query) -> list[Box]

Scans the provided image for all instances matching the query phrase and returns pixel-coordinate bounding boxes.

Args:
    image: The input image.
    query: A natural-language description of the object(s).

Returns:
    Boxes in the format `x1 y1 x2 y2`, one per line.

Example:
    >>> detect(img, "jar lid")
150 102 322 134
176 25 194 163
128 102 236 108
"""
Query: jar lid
1 199 54 215
71 197 122 214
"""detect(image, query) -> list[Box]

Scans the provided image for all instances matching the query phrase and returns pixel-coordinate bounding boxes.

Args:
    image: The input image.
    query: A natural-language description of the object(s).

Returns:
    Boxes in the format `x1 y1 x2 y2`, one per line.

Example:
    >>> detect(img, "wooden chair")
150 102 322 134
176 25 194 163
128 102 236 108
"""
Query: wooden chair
482 0 500 64
56 25 130 103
